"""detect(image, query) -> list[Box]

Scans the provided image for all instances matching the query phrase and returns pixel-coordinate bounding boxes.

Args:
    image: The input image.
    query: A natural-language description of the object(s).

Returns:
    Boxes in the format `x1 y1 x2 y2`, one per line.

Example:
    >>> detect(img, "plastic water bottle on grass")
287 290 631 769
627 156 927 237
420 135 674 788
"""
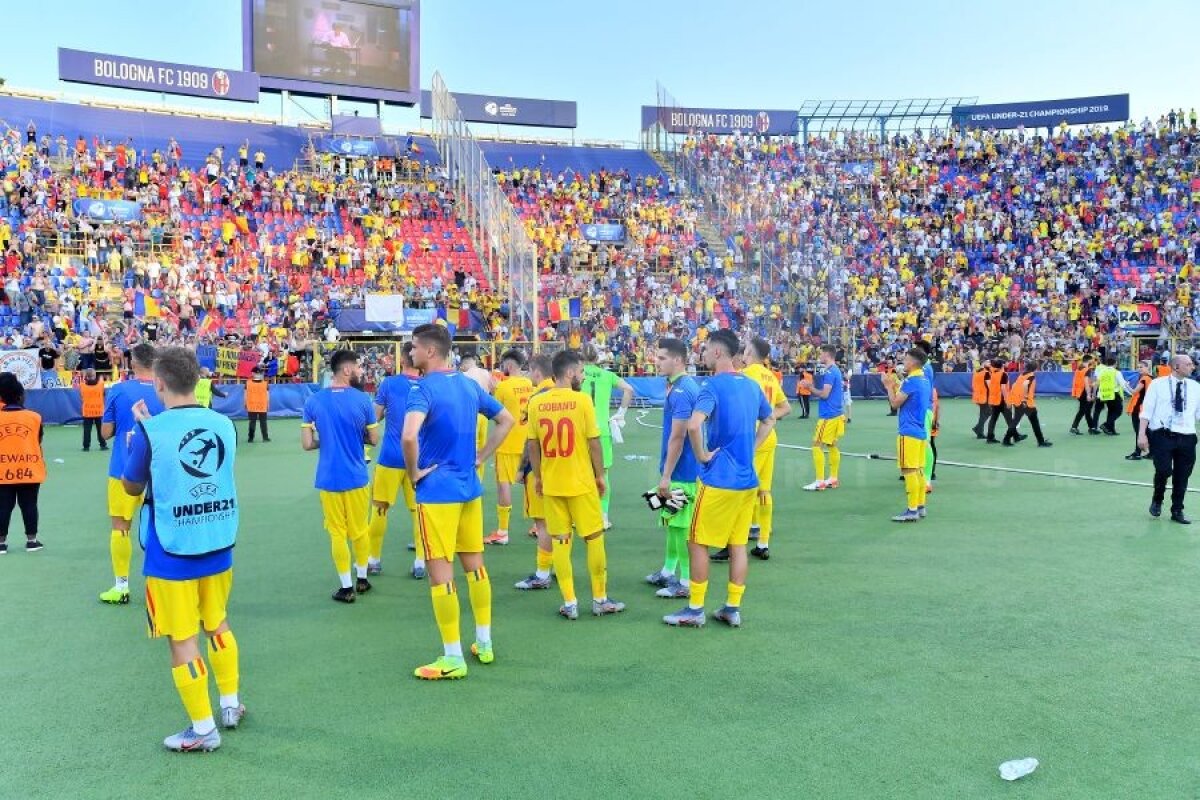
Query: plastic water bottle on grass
999 757 1038 781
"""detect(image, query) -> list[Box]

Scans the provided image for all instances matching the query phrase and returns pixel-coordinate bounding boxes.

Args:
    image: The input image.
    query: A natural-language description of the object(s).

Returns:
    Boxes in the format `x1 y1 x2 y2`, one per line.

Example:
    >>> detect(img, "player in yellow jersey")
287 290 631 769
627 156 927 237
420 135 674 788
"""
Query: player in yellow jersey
527 350 625 620
514 354 556 590
730 337 791 561
485 350 534 546
460 351 496 482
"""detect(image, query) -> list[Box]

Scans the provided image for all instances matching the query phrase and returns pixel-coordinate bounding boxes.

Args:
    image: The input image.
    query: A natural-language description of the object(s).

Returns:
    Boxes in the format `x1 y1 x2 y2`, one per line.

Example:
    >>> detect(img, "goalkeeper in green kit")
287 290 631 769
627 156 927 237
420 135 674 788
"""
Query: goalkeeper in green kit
644 338 699 598
581 345 634 530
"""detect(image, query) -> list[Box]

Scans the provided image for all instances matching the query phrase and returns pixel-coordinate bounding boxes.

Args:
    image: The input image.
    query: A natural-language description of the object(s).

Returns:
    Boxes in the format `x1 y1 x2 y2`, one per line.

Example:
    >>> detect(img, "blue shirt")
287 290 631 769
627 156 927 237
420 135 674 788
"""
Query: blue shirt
407 370 502 504
661 374 701 483
898 374 931 440
375 373 420 469
125 421 233 580
694 372 772 491
816 364 845 419
102 379 165 479
302 386 376 491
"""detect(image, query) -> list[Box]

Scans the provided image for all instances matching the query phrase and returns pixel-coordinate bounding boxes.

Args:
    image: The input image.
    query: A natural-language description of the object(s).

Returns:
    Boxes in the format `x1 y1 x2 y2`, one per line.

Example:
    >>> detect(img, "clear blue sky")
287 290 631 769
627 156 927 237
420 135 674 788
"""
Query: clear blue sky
4 0 1197 141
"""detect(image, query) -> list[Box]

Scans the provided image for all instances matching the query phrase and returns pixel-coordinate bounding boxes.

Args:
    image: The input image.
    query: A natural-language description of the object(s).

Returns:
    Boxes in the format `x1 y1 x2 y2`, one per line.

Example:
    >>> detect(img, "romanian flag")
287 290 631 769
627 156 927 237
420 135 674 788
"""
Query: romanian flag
198 311 219 336
133 290 161 318
547 298 566 323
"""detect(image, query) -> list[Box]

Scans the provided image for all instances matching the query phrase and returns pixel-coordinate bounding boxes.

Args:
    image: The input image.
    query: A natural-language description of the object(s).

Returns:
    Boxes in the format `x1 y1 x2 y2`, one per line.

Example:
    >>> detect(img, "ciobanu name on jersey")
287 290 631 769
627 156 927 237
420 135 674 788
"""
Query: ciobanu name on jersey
140 407 238 557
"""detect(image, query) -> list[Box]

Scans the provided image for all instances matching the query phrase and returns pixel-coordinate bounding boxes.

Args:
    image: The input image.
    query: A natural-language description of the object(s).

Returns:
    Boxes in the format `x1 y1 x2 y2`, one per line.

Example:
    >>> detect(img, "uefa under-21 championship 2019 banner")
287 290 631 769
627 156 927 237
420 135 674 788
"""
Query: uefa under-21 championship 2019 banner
952 94 1130 129
58 47 260 103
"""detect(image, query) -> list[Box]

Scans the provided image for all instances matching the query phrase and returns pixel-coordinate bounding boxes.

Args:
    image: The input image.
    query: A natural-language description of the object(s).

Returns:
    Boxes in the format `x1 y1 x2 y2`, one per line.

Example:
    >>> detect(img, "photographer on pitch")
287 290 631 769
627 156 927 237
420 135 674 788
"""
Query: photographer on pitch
1138 355 1200 524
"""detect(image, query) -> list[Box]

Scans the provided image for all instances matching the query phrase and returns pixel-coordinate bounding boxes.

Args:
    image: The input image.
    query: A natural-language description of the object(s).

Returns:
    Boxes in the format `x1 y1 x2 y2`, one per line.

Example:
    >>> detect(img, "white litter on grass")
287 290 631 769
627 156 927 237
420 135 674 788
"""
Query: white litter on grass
622 455 650 462
52 458 65 464
999 758 1038 781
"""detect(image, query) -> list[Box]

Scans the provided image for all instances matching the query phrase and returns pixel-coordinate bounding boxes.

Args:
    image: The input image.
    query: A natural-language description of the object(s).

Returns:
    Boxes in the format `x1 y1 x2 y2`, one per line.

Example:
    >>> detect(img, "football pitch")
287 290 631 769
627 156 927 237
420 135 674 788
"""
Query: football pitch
4 398 1199 799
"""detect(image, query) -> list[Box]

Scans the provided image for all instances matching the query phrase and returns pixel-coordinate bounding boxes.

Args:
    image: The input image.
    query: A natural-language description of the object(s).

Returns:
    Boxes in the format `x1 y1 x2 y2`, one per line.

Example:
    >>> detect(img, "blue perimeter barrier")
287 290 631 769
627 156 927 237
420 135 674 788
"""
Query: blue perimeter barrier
626 371 1141 408
30 372 1144 423
29 383 321 425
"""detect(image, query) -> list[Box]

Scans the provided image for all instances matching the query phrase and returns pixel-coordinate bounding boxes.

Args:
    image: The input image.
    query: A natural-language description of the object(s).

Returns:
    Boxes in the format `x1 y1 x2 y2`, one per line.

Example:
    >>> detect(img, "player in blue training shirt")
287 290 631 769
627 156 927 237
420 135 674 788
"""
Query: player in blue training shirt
98 343 164 605
883 346 932 523
802 344 846 491
664 330 773 630
366 342 425 578
402 323 514 681
301 349 380 602
647 337 701 599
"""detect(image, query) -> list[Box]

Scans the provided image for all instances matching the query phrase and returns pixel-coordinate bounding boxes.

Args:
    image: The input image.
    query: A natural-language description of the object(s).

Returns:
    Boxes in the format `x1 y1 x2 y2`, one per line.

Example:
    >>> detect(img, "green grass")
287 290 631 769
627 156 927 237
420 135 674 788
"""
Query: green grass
4 399 1199 799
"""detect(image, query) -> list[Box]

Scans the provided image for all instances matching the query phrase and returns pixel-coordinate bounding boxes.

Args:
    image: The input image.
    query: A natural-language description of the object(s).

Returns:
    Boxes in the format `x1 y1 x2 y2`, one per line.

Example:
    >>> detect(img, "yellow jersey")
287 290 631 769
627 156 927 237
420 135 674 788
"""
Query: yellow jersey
742 363 784 450
494 375 535 455
526 387 601 497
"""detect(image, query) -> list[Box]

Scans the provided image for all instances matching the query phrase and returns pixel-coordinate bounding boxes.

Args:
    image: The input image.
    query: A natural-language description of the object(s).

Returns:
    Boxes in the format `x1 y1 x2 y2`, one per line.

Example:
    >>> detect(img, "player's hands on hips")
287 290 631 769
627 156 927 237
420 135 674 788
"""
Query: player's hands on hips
698 447 719 464
595 475 607 498
131 398 151 422
413 464 438 483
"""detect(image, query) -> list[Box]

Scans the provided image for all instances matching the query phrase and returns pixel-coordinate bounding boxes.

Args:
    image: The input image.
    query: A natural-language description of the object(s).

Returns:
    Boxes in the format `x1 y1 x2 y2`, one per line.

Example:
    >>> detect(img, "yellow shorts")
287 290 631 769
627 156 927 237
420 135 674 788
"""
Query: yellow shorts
689 484 756 549
371 466 416 512
753 446 776 494
495 452 522 484
416 497 484 561
145 569 232 641
813 416 846 447
108 476 143 521
897 435 927 471
319 487 370 540
543 492 603 537
523 472 544 519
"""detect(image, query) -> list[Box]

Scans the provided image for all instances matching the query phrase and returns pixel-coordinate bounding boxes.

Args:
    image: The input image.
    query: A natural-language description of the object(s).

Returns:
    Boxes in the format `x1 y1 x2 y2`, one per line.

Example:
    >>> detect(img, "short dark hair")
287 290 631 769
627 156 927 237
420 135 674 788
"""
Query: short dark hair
154 346 200 395
552 349 583 380
130 343 156 369
580 344 599 363
1104 356 1117 366
915 340 932 355
412 324 451 358
500 349 526 369
746 337 770 361
399 341 415 368
707 329 740 358
657 337 688 362
820 344 836 357
329 349 359 373
529 353 552 378
907 347 929 366
0 372 24 405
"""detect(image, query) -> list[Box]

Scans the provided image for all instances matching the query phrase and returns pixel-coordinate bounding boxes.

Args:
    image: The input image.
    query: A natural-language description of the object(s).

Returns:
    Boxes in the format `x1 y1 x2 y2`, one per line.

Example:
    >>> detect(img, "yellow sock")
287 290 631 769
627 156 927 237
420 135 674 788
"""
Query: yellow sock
552 537 576 605
367 510 387 562
410 510 425 561
535 547 553 573
171 657 213 725
328 531 351 575
208 631 239 700
585 534 608 600
726 581 745 609
350 528 370 570
689 579 708 610
466 566 492 629
430 582 460 647
812 448 826 482
110 530 131 580
755 494 773 547
497 505 511 533
829 446 841 480
904 473 921 510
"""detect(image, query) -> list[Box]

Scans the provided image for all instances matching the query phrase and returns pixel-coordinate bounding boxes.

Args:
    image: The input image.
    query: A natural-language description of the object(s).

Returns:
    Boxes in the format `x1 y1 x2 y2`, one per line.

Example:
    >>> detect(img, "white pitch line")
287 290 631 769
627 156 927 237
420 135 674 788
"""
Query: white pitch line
633 409 1196 493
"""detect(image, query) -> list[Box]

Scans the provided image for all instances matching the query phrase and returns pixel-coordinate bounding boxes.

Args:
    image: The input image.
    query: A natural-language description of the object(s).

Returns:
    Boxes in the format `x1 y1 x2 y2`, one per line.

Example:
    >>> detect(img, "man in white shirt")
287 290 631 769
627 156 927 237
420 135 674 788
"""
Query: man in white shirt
1138 355 1200 524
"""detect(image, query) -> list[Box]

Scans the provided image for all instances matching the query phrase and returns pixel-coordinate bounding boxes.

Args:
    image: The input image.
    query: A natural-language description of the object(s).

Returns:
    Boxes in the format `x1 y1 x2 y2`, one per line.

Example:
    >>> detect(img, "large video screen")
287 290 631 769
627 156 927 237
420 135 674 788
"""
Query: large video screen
246 0 419 103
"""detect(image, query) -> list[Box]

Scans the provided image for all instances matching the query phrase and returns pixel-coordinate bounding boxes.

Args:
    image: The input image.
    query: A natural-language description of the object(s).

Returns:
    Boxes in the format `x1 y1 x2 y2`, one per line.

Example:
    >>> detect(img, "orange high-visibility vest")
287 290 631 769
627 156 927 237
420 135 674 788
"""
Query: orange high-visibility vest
1127 375 1152 414
1071 367 1089 398
0 408 45 484
986 367 1005 406
797 371 813 396
245 379 269 413
80 380 106 418
971 369 987 404
1010 373 1036 408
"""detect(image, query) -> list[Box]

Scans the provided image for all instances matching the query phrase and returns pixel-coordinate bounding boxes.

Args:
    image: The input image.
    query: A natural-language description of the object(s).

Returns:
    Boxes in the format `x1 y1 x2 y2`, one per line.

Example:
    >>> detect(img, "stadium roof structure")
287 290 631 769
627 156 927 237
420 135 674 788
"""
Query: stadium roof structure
794 97 979 136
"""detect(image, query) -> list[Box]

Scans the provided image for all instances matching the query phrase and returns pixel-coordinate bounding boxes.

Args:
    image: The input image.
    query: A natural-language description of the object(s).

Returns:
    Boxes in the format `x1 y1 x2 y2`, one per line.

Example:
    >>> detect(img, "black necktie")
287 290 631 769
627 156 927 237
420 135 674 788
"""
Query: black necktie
1176 380 1185 415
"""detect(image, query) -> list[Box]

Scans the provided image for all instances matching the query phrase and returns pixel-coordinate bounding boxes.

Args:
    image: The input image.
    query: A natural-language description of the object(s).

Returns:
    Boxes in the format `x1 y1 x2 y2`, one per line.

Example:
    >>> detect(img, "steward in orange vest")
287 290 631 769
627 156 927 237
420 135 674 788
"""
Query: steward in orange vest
983 359 1013 442
1002 365 1050 447
796 367 813 418
970 365 989 437
1069 356 1099 434
245 367 271 443
0 372 45 552
1126 362 1154 460
79 369 108 452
